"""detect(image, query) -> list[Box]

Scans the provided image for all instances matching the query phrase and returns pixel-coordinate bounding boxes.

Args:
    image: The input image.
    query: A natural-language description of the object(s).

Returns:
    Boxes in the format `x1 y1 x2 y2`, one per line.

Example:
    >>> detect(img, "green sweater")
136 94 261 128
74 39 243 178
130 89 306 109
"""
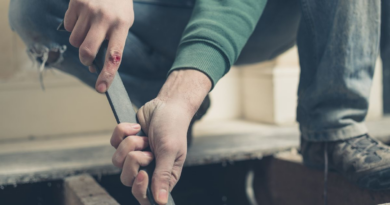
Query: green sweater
168 0 268 89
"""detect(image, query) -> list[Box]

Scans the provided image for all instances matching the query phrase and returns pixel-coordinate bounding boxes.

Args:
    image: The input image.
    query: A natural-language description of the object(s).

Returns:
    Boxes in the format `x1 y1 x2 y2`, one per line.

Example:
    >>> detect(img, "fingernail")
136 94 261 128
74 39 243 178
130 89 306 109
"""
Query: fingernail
132 124 140 129
158 189 168 202
97 82 107 93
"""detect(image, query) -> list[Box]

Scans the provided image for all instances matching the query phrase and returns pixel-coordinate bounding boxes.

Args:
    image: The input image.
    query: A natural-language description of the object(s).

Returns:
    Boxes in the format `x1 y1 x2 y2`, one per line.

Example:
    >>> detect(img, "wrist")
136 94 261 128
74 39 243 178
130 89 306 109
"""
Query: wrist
157 69 211 115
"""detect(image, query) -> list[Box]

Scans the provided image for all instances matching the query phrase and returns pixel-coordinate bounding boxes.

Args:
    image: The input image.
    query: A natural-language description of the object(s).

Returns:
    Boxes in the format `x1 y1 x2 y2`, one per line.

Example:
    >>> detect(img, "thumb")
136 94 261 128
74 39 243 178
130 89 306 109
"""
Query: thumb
152 151 175 204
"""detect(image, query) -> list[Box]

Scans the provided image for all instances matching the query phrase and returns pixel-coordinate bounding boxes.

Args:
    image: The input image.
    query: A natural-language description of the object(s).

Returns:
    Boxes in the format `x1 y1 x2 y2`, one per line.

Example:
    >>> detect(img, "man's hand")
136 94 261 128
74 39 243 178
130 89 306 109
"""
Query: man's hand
110 70 211 204
64 0 134 93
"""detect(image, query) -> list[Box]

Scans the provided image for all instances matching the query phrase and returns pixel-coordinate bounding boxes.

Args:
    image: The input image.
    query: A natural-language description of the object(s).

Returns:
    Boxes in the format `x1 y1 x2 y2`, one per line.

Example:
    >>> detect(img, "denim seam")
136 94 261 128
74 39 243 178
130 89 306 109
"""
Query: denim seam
298 0 319 126
299 0 319 67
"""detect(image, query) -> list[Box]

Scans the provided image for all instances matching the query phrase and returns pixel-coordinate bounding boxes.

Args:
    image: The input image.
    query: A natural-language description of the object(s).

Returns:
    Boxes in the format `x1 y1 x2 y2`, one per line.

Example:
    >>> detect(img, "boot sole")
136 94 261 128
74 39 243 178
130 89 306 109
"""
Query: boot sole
304 161 390 190
357 168 390 191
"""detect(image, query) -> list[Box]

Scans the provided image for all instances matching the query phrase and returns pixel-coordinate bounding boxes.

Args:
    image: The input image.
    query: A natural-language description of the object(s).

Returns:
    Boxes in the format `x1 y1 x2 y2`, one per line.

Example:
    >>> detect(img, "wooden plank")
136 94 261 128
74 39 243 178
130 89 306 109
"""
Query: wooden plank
0 120 299 185
254 151 390 205
64 174 119 205
0 117 389 185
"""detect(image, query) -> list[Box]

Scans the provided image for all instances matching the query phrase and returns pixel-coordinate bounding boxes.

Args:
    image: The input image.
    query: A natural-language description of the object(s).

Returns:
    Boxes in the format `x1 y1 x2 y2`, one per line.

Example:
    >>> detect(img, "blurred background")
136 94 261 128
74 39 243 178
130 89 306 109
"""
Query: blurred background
0 1 384 144
1 0 389 205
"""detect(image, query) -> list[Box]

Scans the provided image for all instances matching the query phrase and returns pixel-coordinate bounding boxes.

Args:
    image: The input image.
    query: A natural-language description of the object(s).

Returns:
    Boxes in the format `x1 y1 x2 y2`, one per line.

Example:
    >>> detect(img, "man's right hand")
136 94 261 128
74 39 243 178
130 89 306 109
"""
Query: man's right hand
110 70 211 205
111 97 190 205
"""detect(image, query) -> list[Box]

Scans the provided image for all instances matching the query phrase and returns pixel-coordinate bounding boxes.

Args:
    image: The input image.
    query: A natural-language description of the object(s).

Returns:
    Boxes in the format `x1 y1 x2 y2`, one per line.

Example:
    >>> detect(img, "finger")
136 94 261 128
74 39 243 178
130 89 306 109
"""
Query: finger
110 123 141 148
63 6 78 32
79 23 107 66
112 136 149 168
95 28 128 93
120 151 154 187
69 13 90 48
152 151 176 204
89 66 96 73
132 170 151 205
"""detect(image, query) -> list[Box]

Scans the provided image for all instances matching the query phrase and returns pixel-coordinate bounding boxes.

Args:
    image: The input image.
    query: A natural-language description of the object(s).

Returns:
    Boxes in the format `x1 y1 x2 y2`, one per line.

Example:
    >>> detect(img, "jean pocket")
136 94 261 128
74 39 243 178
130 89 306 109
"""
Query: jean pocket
133 0 195 7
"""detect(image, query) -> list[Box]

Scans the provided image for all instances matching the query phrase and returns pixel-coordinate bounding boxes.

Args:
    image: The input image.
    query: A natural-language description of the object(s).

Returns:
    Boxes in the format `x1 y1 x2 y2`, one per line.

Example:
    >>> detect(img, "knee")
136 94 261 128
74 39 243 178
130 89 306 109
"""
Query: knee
9 0 71 65
9 0 43 34
9 0 67 44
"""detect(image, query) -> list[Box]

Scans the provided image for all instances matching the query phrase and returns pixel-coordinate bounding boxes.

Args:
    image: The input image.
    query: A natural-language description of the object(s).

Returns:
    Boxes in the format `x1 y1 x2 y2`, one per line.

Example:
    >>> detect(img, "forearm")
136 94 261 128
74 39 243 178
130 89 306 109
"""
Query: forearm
157 69 211 116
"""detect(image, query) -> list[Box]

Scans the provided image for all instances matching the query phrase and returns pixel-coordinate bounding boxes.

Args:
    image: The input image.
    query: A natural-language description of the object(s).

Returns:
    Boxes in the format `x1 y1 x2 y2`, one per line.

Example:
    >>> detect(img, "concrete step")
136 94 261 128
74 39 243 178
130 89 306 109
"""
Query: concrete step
0 117 389 186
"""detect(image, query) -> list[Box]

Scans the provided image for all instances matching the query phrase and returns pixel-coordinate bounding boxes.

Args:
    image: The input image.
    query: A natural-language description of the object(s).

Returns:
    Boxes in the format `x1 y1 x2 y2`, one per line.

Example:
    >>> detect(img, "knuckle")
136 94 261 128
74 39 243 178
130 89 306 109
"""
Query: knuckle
117 123 127 132
120 174 132 187
96 9 106 19
117 17 133 28
64 23 72 32
155 170 172 182
111 49 123 56
124 136 136 145
159 143 177 154
63 12 74 32
88 7 99 16
103 70 114 80
111 154 122 168
109 51 122 60
128 17 135 27
110 134 118 148
110 137 116 148
102 12 115 23
86 2 97 12
69 36 80 48
79 46 95 65
76 0 88 7
127 151 137 161
64 23 73 32
110 126 121 147
108 50 122 66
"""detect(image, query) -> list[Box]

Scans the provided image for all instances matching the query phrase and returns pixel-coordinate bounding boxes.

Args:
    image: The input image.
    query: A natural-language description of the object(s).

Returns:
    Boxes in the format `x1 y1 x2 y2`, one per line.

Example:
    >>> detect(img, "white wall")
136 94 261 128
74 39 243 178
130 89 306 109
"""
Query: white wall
0 1 116 140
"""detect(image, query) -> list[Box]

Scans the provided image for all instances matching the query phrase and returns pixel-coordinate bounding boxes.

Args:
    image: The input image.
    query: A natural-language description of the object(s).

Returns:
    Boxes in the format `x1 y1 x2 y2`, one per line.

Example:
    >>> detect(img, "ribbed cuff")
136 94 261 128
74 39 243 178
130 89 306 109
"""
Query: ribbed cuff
167 41 230 90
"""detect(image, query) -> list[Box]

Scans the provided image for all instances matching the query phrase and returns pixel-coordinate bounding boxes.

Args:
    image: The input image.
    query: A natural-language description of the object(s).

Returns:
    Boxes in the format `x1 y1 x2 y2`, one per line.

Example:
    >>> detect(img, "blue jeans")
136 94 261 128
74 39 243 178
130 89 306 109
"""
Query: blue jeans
9 0 381 142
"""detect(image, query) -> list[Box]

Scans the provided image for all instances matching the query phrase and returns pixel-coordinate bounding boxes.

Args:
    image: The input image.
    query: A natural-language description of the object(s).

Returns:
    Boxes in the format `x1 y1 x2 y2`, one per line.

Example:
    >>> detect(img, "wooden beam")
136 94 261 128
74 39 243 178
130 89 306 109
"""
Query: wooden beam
64 174 119 205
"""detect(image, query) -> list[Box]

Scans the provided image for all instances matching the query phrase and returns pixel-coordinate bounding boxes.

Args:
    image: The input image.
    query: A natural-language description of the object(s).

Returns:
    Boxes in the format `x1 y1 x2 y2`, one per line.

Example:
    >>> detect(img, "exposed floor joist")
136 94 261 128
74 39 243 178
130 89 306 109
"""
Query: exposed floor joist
64 174 119 205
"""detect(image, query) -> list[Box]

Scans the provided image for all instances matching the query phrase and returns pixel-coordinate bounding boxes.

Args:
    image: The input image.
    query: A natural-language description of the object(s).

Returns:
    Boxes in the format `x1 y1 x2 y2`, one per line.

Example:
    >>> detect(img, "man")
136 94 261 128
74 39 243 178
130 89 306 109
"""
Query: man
9 0 389 204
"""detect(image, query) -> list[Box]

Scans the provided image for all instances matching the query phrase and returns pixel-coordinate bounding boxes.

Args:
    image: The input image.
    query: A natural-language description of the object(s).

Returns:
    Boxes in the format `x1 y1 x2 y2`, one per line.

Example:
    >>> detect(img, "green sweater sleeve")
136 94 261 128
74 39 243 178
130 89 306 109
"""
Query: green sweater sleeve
168 0 268 89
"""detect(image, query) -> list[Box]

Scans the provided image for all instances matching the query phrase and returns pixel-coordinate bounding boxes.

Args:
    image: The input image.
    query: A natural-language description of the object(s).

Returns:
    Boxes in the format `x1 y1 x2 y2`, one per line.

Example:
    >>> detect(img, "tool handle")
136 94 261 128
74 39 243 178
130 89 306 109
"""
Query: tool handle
57 22 174 205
